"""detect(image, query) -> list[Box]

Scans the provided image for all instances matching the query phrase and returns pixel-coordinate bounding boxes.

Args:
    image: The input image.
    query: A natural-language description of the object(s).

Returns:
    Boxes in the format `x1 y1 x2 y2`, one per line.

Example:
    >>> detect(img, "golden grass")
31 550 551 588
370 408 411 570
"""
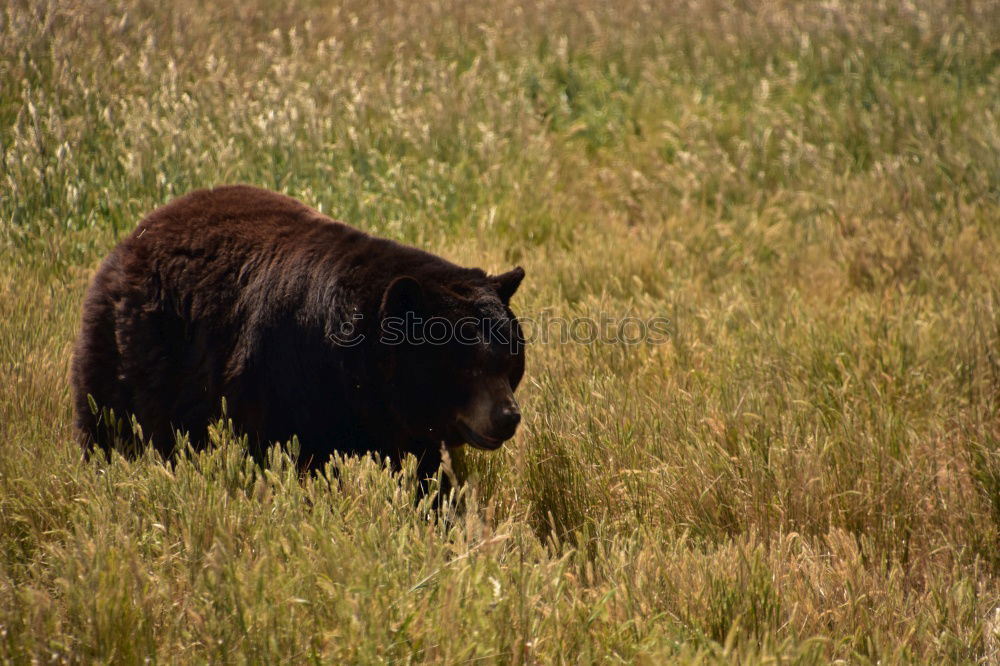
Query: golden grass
2 0 1000 661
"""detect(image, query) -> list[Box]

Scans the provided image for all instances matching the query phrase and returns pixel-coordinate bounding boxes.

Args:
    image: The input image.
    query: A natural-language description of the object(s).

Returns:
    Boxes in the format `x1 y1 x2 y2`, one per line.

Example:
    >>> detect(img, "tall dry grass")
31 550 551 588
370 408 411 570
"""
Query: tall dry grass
2 0 1000 661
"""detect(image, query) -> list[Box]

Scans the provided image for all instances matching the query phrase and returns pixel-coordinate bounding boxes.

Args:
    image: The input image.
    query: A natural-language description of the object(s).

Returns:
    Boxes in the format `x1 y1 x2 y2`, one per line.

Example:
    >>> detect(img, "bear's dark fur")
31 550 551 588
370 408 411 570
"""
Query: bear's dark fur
71 185 525 482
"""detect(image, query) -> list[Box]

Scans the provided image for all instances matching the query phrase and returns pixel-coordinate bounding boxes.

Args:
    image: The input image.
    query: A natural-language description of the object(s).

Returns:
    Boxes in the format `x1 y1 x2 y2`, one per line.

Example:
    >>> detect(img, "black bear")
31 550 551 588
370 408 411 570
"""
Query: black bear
71 185 525 483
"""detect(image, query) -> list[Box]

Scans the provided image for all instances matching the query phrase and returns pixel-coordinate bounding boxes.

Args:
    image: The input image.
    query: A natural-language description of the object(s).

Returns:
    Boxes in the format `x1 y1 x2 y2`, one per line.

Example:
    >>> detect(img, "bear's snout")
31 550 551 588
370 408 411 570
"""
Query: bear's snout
491 401 521 440
456 382 521 450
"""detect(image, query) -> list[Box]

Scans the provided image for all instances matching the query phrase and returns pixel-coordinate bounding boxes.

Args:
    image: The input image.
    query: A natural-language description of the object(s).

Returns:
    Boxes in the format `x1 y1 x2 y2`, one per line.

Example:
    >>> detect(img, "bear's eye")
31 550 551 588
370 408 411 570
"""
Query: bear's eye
457 320 480 344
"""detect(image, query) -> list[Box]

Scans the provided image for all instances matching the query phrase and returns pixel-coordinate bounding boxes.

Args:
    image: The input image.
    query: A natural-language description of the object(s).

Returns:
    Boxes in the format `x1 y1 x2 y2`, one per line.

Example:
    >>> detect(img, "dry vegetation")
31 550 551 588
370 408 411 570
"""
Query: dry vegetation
2 0 1000 662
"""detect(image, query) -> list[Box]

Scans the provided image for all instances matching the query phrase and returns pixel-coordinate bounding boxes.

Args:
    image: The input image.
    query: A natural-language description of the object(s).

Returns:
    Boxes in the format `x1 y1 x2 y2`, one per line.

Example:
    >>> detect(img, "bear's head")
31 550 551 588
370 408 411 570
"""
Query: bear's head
378 267 526 451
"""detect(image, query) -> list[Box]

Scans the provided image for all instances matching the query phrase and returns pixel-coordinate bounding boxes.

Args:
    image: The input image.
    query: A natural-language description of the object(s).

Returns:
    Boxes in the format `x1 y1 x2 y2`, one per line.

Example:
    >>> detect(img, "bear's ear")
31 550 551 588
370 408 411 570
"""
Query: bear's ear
493 266 525 305
380 275 424 319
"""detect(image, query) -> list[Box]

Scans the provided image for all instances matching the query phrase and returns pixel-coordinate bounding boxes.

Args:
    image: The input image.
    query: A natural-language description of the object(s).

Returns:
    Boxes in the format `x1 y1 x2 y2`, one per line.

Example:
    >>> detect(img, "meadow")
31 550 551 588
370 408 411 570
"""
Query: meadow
2 0 1000 662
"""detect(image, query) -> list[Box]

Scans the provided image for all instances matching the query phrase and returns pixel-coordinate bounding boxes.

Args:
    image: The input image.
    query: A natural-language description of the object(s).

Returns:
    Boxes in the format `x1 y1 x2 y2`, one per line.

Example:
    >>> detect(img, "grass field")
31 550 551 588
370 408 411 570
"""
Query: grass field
2 0 1000 662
